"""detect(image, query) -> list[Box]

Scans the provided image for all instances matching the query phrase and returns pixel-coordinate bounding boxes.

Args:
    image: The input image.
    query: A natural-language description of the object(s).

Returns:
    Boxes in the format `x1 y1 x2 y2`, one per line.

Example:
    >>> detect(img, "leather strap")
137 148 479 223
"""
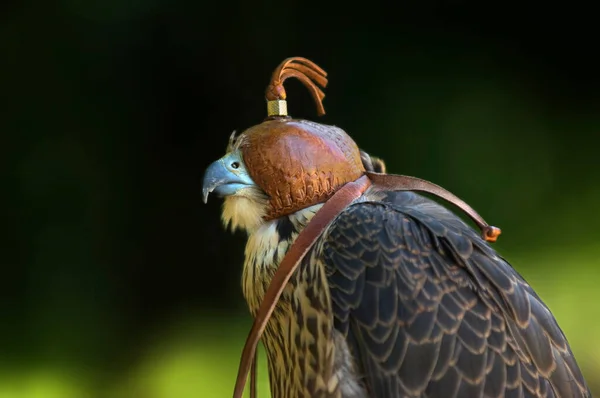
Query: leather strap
367 172 501 242
250 353 257 398
233 175 372 398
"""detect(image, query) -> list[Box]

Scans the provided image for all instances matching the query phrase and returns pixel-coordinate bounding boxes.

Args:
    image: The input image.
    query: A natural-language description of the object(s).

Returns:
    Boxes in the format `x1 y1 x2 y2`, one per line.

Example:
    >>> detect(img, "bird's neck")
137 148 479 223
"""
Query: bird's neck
242 204 323 315
241 203 340 398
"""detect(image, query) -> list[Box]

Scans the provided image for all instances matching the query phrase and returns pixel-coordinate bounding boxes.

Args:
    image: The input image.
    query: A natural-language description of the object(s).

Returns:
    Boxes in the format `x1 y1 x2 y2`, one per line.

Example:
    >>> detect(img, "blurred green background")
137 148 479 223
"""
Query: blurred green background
3 1 599 397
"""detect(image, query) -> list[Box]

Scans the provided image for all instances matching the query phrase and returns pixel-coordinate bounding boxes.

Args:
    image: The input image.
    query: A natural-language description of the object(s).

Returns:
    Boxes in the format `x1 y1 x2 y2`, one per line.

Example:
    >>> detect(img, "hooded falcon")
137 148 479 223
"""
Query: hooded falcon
202 58 590 398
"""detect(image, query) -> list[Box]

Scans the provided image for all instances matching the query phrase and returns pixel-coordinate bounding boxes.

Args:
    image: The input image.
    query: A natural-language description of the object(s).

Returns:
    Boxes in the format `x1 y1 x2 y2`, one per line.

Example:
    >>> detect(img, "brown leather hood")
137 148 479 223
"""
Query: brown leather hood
236 118 365 220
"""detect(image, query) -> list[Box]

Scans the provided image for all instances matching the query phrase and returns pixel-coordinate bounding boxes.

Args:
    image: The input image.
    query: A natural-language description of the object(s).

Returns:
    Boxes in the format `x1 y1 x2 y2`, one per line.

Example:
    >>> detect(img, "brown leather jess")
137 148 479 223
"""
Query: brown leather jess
232 57 501 398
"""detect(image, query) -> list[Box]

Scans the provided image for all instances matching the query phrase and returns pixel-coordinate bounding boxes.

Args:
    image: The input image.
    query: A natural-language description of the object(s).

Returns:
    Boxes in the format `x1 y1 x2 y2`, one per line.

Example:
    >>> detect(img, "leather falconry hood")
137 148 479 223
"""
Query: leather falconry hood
231 58 365 220
238 120 365 220
226 57 502 398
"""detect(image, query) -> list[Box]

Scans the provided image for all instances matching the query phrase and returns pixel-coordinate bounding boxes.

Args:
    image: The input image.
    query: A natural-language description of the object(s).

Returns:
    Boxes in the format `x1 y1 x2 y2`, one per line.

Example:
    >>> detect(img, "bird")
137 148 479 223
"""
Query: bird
202 57 591 398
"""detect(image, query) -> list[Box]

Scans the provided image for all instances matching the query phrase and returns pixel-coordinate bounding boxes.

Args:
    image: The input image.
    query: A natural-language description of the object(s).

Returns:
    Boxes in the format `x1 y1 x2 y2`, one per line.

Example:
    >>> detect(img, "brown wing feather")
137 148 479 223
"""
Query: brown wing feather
321 191 590 398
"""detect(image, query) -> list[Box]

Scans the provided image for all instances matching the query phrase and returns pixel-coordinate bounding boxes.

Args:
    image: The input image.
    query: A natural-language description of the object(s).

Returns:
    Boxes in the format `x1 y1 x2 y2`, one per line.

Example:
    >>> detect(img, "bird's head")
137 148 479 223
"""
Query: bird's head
202 117 366 233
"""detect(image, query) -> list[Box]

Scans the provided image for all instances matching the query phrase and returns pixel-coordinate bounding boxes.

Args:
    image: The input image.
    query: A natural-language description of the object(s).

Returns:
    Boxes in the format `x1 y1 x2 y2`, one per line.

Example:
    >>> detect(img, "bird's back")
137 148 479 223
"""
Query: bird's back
318 189 591 398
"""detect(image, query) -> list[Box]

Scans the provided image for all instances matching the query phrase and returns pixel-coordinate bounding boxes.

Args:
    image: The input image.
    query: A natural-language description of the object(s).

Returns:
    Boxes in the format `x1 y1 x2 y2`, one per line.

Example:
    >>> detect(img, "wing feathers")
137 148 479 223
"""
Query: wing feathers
322 193 590 397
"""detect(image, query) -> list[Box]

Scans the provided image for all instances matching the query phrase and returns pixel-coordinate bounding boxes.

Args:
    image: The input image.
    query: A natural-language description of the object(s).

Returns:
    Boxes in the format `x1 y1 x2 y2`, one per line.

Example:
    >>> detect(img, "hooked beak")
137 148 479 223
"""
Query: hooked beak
202 156 254 203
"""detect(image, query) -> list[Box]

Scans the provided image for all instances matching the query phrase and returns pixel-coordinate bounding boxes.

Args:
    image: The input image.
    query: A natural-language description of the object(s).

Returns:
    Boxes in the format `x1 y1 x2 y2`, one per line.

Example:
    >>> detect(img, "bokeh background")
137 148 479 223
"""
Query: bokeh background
3 2 599 397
